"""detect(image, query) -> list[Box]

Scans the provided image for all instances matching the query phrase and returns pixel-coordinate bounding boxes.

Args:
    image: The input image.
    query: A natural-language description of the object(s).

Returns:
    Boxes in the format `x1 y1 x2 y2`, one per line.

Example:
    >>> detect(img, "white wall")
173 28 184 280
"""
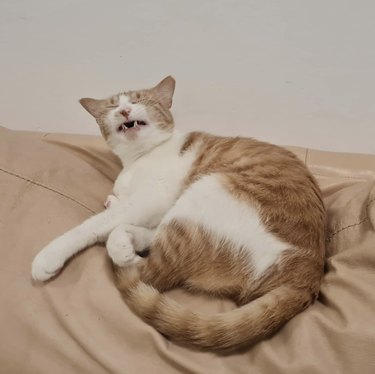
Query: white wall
1 0 374 154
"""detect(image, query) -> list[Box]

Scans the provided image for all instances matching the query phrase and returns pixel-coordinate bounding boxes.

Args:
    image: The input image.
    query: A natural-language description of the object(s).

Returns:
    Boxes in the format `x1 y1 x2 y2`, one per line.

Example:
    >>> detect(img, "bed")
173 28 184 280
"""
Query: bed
0 126 374 373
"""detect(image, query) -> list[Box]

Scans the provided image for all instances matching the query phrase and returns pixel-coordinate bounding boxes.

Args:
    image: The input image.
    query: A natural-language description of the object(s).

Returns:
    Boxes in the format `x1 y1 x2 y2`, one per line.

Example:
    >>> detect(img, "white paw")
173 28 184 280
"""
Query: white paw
104 194 119 209
31 245 66 282
106 229 139 267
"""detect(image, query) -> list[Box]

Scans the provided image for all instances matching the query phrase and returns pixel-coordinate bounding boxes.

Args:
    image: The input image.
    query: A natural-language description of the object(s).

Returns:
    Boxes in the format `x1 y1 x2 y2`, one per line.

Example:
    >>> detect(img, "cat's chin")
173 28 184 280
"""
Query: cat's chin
119 127 141 135
115 124 148 141
111 130 142 144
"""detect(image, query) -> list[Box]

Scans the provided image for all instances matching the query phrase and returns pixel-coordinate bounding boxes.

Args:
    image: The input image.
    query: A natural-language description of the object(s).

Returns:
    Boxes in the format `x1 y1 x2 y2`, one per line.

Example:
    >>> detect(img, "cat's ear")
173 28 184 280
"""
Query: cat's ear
151 76 175 109
79 98 106 118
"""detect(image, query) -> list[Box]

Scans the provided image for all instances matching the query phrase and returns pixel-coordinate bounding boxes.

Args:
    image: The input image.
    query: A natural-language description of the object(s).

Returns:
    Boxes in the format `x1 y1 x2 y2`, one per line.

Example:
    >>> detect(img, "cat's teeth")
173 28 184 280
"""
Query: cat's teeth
134 121 138 126
121 124 126 131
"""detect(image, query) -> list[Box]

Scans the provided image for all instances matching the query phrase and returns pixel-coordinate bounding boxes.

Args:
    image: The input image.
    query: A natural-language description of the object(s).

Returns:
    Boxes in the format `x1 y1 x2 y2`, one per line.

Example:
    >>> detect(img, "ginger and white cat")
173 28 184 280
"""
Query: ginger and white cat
31 76 326 352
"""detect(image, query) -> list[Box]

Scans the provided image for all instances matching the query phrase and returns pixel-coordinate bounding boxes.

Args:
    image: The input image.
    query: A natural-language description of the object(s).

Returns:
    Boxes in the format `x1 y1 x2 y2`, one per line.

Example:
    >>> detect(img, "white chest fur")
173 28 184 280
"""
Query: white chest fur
113 132 196 226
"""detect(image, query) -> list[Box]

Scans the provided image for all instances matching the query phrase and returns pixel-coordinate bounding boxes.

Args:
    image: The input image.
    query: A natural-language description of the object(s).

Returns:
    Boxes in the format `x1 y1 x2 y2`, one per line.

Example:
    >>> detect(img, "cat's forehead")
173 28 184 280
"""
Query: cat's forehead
105 94 131 108
111 90 148 106
118 94 131 106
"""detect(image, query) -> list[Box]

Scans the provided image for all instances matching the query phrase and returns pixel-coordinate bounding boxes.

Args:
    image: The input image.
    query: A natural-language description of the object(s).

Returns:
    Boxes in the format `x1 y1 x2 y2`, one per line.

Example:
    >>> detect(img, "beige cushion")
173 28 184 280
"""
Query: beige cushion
1 126 374 373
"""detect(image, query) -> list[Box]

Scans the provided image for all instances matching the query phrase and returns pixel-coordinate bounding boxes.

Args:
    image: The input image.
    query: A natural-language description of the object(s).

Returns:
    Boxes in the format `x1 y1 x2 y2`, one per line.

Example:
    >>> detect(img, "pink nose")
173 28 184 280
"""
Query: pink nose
120 109 131 118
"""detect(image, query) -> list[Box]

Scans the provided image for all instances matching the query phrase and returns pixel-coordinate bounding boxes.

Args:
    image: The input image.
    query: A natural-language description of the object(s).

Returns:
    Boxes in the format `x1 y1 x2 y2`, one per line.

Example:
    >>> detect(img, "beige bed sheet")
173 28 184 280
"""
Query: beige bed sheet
0 126 374 373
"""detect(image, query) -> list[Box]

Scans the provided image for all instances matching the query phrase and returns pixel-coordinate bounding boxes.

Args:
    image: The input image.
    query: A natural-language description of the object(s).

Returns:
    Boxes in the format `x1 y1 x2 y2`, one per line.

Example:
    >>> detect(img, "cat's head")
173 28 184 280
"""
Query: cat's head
79 76 175 151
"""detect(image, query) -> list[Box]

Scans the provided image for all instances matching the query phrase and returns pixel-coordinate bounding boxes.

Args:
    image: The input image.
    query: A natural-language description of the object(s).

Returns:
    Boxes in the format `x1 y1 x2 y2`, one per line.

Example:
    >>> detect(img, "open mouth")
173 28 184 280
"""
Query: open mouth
117 120 147 132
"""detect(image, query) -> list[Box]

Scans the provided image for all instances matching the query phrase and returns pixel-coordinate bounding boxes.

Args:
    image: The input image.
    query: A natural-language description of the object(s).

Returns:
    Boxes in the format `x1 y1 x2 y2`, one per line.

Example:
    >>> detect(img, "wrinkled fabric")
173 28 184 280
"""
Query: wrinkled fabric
0 126 374 374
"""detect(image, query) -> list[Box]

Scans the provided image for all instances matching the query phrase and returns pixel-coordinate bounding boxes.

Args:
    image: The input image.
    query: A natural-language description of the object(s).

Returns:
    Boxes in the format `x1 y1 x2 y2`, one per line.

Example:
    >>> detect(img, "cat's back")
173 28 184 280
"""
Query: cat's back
182 131 313 183
181 131 326 252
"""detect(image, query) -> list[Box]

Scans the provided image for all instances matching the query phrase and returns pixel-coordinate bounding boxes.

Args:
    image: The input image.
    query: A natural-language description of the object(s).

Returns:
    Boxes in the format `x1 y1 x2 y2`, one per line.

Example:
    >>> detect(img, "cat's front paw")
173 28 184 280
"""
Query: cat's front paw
106 229 139 267
104 194 119 209
31 246 66 282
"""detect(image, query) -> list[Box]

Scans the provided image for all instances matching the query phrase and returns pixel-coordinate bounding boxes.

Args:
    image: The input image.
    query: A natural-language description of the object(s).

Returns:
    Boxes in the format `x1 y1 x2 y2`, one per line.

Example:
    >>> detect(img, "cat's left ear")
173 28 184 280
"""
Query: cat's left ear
151 76 175 109
79 98 106 118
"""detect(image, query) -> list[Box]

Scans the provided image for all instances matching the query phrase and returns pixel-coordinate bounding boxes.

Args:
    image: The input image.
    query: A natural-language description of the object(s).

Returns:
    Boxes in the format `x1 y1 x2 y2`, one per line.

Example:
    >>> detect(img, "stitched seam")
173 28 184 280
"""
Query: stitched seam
327 197 375 242
0 167 97 214
304 148 308 166
312 172 372 181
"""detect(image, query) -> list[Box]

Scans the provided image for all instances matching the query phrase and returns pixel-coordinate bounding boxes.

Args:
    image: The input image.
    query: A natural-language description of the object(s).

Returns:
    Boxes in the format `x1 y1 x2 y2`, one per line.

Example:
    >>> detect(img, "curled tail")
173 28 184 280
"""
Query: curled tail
114 267 312 352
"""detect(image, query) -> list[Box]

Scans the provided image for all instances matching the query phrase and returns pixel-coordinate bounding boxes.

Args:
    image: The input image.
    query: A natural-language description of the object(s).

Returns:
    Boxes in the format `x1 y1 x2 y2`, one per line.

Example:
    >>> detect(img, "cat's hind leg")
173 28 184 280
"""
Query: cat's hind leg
104 194 119 209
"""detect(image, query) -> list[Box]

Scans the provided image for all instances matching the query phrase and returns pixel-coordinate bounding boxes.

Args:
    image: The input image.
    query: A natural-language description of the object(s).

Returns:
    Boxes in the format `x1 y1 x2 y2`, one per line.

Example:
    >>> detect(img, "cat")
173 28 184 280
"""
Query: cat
31 76 326 352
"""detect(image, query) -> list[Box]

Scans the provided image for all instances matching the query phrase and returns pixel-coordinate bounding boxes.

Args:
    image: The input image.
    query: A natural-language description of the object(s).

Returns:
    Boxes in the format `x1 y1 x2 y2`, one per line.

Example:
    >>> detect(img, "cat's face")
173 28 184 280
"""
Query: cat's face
80 76 175 149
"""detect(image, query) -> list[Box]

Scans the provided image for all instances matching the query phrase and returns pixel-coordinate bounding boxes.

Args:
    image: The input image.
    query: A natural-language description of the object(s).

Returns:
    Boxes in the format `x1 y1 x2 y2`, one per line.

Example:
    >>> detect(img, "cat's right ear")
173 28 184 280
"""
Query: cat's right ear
79 98 105 118
151 76 176 109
